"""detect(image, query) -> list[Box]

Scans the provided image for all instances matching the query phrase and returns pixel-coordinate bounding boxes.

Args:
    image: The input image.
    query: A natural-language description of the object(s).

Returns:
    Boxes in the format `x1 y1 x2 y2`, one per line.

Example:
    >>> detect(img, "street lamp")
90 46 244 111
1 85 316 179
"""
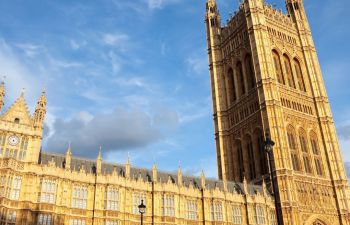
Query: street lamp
138 199 146 225
264 135 283 225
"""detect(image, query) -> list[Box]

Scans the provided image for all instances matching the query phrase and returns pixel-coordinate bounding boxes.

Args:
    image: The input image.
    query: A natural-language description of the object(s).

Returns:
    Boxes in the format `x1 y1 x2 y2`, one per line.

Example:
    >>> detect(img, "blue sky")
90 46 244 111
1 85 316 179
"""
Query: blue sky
0 0 349 178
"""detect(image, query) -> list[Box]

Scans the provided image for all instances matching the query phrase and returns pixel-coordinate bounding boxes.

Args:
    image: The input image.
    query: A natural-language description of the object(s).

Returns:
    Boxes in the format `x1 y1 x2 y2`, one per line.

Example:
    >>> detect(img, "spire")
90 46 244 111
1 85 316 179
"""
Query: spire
177 163 183 186
200 170 206 189
96 146 102 174
0 79 5 112
152 162 157 182
65 142 72 169
125 154 131 179
33 89 47 128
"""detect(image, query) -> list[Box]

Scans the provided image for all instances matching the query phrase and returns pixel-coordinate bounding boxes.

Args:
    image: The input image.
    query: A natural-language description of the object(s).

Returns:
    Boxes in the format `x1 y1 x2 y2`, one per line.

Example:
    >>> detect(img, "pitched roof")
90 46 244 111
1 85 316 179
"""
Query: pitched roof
40 152 265 195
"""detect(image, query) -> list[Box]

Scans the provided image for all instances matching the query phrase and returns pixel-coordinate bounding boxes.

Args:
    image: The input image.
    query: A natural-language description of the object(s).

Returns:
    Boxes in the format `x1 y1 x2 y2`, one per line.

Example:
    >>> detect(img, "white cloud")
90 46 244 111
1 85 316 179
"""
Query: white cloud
102 33 129 48
186 54 208 76
15 43 43 58
147 0 182 9
45 107 179 157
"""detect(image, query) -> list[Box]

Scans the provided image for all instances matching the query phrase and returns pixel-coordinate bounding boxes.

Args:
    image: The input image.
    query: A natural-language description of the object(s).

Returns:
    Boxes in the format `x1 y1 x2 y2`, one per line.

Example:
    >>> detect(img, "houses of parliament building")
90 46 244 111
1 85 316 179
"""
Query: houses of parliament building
0 0 349 224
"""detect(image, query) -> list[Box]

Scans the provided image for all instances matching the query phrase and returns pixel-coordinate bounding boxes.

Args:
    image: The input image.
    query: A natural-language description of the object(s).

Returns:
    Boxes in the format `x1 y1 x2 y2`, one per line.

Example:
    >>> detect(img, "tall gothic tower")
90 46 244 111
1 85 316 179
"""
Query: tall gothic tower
206 0 350 224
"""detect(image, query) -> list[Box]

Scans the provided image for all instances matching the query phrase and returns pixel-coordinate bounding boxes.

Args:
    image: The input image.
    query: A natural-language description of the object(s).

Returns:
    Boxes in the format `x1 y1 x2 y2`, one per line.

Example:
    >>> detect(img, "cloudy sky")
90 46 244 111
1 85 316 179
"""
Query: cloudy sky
0 0 349 178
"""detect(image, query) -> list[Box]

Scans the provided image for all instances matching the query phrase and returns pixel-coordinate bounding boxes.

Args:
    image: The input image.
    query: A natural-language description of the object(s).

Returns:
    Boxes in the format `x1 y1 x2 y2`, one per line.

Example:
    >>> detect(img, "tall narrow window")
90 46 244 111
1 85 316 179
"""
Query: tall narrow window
37 214 52 225
18 137 29 160
232 206 242 224
254 205 265 225
104 187 119 211
299 130 311 174
162 194 175 217
186 200 197 220
10 176 21 200
247 137 256 180
294 59 306 92
40 179 56 204
272 51 285 85
270 210 277 225
283 55 296 88
310 133 323 176
228 68 237 103
245 55 255 90
237 141 244 181
257 135 268 175
210 202 223 221
236 62 246 96
72 186 88 209
0 134 5 156
287 127 300 171
133 192 146 214
4 210 16 225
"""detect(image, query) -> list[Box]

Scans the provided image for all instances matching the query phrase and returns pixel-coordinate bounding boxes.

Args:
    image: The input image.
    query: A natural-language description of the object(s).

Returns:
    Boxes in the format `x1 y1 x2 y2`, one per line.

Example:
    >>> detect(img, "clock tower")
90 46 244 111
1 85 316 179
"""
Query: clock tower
0 84 46 163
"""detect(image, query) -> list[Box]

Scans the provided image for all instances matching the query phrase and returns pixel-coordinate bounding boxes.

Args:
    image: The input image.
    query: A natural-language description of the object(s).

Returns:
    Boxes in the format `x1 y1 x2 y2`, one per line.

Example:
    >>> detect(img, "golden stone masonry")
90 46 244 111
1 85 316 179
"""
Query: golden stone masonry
0 0 349 225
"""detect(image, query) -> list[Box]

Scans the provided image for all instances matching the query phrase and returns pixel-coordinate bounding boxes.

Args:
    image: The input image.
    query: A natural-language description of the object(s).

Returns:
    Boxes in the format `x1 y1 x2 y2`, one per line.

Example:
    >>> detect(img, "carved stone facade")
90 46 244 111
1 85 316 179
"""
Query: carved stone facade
0 87 276 224
206 0 350 225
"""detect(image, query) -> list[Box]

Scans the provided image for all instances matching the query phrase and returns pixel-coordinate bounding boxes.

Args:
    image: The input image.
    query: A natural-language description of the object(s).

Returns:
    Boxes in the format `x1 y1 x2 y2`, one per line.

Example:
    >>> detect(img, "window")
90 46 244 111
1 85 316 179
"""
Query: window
283 55 296 88
105 221 118 225
14 118 20 124
37 214 52 225
133 192 146 214
72 186 88 209
287 128 300 171
270 211 277 225
40 179 56 204
294 59 306 92
18 136 29 160
245 55 256 90
210 202 223 221
311 134 323 176
232 206 242 224
227 68 237 103
299 131 311 173
10 176 21 200
272 51 285 85
4 210 16 225
162 194 175 217
236 62 246 96
70 219 86 225
237 141 244 181
104 187 119 211
186 200 197 220
0 134 6 156
257 134 268 175
247 137 256 179
254 206 265 225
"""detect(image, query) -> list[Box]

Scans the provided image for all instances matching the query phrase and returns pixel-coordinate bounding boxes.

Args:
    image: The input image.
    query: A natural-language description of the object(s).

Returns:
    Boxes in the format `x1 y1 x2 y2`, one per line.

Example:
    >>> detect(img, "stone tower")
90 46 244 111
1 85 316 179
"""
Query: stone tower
0 85 46 163
206 0 350 224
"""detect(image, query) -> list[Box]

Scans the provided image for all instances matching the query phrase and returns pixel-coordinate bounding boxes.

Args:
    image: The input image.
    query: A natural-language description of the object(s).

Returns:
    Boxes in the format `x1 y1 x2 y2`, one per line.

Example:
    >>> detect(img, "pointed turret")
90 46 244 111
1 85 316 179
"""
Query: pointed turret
0 81 5 112
65 143 72 169
125 155 131 179
96 146 102 174
33 90 47 128
200 170 206 189
177 164 183 186
152 162 157 182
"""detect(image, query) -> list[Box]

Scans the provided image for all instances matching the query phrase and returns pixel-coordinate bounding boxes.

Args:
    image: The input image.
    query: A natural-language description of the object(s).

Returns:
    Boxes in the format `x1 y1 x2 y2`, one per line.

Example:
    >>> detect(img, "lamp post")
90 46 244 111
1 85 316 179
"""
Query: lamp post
264 135 283 225
138 199 146 225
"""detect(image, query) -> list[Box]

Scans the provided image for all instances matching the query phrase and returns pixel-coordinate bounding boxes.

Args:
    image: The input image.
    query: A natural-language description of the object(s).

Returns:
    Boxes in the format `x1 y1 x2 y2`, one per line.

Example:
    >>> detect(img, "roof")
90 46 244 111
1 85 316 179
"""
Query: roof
40 152 265 195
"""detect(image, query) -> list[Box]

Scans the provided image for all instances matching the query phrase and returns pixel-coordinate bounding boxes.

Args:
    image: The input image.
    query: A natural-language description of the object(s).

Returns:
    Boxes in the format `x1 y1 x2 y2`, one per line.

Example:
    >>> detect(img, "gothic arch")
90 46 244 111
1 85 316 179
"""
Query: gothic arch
226 67 237 106
303 214 331 225
298 128 312 174
244 134 256 180
244 54 256 90
286 125 301 171
253 129 268 176
293 58 306 92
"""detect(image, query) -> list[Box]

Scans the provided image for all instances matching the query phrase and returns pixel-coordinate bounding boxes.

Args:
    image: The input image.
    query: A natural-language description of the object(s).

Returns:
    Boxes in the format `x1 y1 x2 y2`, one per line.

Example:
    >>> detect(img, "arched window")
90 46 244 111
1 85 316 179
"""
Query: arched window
299 129 312 174
272 50 285 85
310 133 323 176
287 126 300 171
227 68 237 104
254 129 268 176
283 54 296 88
14 118 20 124
237 140 244 181
246 135 256 180
245 55 255 90
294 59 306 92
236 62 245 97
